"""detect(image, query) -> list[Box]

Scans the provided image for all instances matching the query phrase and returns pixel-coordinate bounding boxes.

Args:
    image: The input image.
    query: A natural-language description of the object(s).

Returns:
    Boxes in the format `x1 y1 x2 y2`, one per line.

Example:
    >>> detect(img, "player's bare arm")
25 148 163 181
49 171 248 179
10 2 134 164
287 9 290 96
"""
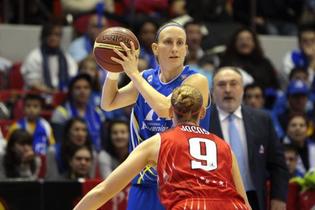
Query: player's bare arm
100 78 138 111
231 152 252 210
128 71 208 118
109 41 171 117
182 73 209 108
73 134 161 210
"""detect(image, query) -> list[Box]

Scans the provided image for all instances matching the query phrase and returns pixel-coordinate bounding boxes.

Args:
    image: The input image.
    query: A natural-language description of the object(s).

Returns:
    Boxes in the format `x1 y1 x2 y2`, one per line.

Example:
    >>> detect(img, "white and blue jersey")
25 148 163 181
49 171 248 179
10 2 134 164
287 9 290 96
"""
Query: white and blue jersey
129 65 210 186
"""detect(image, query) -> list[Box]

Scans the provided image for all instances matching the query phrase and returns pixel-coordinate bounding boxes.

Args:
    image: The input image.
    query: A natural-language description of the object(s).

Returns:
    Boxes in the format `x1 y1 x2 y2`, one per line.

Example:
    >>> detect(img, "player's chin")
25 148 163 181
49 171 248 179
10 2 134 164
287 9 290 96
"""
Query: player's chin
167 59 183 67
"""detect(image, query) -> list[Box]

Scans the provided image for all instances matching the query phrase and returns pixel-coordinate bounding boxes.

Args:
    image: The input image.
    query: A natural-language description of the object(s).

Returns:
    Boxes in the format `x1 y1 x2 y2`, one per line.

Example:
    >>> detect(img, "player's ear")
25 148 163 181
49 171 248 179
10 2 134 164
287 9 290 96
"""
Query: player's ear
152 43 158 56
199 107 206 119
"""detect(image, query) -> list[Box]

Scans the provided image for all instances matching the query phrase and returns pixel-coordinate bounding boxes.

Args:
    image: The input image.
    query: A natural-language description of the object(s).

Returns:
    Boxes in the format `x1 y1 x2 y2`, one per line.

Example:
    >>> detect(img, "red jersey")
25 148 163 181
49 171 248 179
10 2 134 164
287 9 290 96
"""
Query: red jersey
157 124 247 210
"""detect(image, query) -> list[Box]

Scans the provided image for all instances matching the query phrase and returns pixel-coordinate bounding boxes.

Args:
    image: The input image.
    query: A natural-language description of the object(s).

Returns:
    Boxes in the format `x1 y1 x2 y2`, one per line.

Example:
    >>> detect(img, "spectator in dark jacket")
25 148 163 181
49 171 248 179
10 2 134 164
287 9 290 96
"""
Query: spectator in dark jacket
221 27 280 91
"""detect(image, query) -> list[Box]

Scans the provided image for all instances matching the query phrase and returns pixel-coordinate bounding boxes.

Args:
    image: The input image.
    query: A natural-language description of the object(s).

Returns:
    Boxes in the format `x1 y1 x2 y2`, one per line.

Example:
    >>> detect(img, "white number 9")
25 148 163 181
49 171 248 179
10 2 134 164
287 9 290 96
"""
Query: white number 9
189 138 217 171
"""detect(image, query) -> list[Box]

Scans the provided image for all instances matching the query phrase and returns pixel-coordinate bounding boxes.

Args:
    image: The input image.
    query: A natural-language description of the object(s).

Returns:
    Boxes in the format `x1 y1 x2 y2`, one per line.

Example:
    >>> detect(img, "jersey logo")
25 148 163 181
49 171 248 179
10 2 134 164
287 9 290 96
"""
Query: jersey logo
147 75 153 83
141 108 171 132
144 109 161 121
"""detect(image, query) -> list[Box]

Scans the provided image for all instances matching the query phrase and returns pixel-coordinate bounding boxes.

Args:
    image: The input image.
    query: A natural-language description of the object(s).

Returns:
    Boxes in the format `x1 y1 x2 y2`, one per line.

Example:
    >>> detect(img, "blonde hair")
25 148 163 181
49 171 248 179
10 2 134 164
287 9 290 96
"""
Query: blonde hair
171 85 203 122
155 21 184 42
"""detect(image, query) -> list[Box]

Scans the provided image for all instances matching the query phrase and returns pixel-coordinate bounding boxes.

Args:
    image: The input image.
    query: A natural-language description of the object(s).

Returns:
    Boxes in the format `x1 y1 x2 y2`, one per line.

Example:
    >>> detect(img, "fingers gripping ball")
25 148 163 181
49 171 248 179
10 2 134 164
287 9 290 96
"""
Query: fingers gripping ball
93 27 140 72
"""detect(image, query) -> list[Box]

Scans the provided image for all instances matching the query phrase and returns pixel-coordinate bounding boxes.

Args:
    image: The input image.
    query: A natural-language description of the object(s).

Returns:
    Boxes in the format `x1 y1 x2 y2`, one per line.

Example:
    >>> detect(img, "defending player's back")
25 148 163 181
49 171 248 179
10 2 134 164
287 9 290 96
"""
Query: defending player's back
158 124 247 209
73 85 251 210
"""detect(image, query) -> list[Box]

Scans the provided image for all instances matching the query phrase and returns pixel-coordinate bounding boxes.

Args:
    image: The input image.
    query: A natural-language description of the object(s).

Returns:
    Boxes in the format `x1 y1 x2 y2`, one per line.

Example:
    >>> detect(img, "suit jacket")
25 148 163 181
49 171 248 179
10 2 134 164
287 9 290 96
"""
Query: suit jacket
209 105 289 210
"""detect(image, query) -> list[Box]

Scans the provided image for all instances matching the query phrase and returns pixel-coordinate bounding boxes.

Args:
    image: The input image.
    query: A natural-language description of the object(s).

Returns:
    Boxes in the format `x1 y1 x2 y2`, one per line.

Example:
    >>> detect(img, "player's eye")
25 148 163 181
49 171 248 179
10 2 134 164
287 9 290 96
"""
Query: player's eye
177 40 184 46
164 39 173 45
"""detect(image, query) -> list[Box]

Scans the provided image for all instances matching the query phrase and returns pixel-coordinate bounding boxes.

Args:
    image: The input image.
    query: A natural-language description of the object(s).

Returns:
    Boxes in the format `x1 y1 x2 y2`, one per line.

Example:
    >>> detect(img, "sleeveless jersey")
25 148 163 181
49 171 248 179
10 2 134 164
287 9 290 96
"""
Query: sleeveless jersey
158 124 246 210
130 66 210 185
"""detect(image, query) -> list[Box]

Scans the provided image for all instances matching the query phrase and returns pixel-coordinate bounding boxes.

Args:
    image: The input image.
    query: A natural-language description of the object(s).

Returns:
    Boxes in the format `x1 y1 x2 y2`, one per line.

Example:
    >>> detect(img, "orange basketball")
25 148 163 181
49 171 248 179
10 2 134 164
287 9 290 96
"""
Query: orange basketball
93 27 140 72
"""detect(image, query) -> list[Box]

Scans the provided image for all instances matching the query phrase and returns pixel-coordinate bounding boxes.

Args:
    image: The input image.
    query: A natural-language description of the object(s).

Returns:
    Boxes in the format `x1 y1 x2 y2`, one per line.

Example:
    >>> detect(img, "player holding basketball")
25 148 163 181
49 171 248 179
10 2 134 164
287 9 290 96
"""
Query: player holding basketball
74 85 251 210
100 22 210 210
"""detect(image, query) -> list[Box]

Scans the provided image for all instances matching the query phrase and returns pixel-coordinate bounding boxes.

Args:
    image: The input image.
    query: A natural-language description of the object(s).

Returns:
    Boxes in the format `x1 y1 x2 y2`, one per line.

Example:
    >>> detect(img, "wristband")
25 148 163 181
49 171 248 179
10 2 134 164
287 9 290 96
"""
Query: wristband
106 72 120 80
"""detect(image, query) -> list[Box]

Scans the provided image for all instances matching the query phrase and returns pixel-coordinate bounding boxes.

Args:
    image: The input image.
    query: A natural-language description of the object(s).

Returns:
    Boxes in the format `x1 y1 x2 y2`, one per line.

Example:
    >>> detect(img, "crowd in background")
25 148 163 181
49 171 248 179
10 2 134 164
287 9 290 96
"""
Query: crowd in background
0 0 315 204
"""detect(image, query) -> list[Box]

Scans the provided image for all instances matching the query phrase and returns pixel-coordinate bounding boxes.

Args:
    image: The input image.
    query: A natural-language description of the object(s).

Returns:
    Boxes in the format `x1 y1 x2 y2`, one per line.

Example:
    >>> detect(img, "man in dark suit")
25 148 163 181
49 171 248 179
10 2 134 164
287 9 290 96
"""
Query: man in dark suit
210 67 289 210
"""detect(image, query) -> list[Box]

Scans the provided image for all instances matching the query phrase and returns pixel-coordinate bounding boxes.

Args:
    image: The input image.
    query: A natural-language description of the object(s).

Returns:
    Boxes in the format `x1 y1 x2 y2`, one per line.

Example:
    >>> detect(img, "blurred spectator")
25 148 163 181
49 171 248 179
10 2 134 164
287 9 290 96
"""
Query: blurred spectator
233 0 303 35
284 144 304 178
21 20 77 93
0 129 43 180
243 83 265 109
51 74 105 151
0 56 12 72
300 0 315 25
168 0 187 19
183 20 221 89
0 102 10 119
282 113 315 174
78 55 102 107
177 0 237 49
0 129 5 153
136 18 159 71
123 0 168 18
7 94 55 155
185 0 233 23
289 67 309 85
63 145 93 180
244 83 286 139
0 56 12 89
68 14 106 63
282 23 315 86
61 0 115 15
273 69 311 117
46 117 97 180
99 120 129 179
184 20 204 65
277 80 313 134
5 0 53 24
170 0 209 37
221 27 280 91
79 55 101 90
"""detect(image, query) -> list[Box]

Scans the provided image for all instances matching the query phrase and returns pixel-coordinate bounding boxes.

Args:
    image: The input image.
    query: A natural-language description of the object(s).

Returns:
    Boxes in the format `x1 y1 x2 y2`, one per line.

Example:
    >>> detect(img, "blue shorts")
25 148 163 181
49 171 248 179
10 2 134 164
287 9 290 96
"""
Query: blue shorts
127 184 165 210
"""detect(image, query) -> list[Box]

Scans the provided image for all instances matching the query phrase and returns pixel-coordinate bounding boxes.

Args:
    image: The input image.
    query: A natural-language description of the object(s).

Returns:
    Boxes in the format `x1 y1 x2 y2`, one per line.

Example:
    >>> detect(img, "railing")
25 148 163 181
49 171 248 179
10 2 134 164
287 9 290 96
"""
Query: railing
0 180 314 210
0 179 129 210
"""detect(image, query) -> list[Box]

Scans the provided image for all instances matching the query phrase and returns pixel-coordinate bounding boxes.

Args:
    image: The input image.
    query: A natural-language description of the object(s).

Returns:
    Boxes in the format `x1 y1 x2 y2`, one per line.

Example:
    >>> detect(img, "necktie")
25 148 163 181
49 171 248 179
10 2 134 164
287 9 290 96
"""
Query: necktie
228 114 253 191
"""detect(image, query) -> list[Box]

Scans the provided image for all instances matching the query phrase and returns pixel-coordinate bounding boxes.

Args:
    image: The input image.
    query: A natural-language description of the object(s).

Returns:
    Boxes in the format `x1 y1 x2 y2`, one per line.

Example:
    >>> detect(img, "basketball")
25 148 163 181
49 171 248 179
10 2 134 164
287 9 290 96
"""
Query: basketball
93 27 140 72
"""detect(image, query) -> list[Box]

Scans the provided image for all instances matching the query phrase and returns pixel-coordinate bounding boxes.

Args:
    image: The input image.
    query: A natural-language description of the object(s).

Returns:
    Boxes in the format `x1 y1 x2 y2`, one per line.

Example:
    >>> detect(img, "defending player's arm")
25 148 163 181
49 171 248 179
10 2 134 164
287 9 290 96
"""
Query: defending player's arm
73 134 161 210
111 41 209 118
231 152 252 210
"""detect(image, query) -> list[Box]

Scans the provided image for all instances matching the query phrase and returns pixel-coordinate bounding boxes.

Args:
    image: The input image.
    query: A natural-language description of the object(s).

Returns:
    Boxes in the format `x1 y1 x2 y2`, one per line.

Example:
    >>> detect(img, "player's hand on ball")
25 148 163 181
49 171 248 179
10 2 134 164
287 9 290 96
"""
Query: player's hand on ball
111 41 139 78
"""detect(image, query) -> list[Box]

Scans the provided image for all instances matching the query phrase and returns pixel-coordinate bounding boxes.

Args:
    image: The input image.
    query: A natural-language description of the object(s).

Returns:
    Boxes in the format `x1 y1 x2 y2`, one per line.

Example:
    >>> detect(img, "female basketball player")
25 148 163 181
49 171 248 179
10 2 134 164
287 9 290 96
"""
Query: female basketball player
74 85 251 210
100 22 210 210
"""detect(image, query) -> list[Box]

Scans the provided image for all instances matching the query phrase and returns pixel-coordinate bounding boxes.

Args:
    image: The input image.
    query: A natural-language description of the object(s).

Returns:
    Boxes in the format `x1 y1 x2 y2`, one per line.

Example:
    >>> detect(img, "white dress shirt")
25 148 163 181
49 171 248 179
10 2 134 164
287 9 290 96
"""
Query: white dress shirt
216 105 255 191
